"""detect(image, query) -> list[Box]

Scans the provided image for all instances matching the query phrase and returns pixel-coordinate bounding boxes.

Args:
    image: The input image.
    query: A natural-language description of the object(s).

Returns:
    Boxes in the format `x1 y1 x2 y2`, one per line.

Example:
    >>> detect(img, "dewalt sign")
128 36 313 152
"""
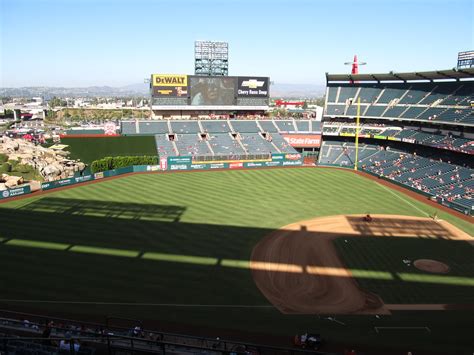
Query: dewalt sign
152 74 187 87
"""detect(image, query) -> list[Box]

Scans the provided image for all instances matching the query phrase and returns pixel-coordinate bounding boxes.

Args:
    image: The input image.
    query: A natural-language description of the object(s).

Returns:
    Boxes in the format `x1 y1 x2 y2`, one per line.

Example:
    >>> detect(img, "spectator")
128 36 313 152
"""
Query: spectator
59 332 80 352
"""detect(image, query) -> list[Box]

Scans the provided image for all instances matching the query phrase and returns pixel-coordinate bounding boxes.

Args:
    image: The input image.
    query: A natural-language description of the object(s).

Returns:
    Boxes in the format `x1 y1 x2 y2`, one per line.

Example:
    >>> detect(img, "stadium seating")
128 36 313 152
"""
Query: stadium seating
208 133 246 156
174 134 212 156
139 121 169 134
201 120 231 133
274 120 296 132
154 134 176 156
258 120 279 132
170 120 201 134
240 133 280 154
325 80 474 124
229 120 261 133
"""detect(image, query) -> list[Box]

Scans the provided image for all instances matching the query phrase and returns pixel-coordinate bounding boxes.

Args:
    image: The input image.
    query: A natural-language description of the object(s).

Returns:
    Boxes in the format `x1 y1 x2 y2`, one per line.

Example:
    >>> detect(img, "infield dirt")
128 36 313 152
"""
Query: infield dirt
251 215 473 315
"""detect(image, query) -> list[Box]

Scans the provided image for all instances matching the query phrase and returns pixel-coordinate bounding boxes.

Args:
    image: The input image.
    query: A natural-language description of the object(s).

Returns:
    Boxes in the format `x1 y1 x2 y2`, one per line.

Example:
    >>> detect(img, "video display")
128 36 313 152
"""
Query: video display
189 77 235 106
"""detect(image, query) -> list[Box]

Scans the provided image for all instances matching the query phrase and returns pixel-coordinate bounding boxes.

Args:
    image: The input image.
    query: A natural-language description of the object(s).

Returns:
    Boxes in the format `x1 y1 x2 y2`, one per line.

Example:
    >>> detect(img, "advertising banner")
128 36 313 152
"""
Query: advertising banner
190 76 235 106
209 163 228 169
244 162 264 168
151 74 188 102
152 74 188 87
282 134 321 148
237 77 269 98
169 157 192 164
0 185 31 199
170 164 190 171
264 161 282 167
41 178 74 190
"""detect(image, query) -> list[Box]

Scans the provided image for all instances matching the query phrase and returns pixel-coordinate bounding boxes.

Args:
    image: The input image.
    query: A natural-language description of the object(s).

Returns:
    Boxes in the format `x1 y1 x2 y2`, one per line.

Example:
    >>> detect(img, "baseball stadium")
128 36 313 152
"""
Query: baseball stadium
1 63 473 355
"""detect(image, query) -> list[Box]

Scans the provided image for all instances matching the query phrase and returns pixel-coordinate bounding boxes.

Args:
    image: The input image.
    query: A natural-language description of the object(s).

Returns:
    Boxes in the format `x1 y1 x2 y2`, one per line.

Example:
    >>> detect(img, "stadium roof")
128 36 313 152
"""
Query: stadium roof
326 68 474 83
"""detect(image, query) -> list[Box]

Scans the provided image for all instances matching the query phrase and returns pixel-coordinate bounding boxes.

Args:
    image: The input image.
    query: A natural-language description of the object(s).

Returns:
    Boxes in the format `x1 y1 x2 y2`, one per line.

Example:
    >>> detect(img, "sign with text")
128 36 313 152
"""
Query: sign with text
282 134 321 148
237 77 269 98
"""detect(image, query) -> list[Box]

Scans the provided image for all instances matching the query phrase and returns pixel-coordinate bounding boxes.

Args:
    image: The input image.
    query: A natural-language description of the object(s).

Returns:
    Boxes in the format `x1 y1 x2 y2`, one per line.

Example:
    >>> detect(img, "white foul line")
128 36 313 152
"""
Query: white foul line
377 183 430 217
0 299 274 308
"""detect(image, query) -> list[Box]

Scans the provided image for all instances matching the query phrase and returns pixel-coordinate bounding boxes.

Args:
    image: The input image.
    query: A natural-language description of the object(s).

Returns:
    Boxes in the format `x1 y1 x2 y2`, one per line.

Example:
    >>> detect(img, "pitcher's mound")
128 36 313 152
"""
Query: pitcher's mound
414 259 450 274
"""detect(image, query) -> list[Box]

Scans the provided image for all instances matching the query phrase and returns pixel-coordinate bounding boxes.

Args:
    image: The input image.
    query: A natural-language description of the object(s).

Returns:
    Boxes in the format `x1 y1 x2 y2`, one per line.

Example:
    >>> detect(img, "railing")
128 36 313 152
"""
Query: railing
0 309 333 355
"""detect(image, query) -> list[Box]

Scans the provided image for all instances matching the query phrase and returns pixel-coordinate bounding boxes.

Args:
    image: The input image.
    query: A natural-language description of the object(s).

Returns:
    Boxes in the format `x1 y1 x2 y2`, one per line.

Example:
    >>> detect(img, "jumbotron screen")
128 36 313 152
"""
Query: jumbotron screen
189 77 235 105
151 74 269 106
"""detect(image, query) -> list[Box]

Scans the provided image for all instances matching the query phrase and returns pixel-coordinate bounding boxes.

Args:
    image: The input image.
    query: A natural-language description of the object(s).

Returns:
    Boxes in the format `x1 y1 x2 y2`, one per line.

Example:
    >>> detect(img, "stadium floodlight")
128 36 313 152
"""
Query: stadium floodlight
195 41 229 76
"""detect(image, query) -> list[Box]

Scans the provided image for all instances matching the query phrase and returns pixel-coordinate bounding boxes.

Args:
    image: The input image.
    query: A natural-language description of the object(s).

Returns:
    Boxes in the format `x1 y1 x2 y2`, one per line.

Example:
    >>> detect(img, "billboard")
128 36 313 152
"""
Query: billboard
151 74 188 99
237 77 269 98
282 134 321 148
152 74 188 87
190 77 235 105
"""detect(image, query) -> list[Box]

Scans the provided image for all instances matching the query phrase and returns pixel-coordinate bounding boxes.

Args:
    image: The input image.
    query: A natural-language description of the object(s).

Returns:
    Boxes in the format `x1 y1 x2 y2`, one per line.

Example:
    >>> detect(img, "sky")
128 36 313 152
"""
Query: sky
0 0 473 87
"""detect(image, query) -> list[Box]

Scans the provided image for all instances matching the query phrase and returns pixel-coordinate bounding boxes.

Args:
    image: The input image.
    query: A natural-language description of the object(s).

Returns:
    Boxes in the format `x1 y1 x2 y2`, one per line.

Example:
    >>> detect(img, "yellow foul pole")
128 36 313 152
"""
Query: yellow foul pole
354 97 361 171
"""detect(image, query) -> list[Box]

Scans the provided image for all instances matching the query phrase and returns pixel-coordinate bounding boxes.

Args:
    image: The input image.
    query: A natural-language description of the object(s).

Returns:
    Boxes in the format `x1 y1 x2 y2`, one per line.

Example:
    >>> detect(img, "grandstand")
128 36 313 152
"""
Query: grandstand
320 68 474 215
121 119 322 160
325 68 474 126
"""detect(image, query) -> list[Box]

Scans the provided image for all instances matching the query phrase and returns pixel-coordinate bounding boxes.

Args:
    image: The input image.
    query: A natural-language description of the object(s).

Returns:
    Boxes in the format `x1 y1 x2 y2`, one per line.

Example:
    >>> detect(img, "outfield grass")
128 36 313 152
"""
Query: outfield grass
60 136 157 164
0 168 473 352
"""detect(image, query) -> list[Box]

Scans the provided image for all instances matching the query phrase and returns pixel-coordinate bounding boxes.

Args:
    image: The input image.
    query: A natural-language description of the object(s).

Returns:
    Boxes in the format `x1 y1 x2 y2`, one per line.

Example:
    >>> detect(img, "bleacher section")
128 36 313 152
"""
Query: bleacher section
208 133 246 156
174 134 212 156
119 119 315 159
170 121 201 134
240 133 280 154
325 81 474 125
318 141 474 213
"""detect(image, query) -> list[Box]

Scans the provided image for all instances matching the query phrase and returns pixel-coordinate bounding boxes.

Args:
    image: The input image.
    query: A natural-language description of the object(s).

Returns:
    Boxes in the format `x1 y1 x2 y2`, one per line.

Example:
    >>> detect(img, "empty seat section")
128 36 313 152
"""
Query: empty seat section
357 86 382 104
240 133 278 154
209 133 246 156
295 120 309 131
230 120 261 132
327 86 338 103
259 120 279 132
201 121 231 133
337 86 358 103
139 121 169 134
401 107 427 119
269 134 298 153
383 106 407 118
121 121 137 135
364 105 387 117
275 120 295 132
326 104 345 116
171 121 201 134
154 134 176 157
174 134 211 156
376 85 409 103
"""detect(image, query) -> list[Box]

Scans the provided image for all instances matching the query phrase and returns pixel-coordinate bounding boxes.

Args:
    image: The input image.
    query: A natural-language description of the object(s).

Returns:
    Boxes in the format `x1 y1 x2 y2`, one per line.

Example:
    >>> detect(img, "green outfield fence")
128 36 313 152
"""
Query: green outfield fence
0 154 303 201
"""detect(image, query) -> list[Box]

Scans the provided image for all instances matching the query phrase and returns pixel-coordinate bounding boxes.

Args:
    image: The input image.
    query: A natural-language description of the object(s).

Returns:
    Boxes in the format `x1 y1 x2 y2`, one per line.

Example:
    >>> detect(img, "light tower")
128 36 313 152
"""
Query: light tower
194 41 229 76
343 55 367 171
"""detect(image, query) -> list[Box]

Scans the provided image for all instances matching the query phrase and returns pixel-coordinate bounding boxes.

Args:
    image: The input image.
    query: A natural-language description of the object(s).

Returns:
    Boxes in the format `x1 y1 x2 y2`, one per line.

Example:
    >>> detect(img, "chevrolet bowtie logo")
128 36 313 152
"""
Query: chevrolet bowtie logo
242 80 264 89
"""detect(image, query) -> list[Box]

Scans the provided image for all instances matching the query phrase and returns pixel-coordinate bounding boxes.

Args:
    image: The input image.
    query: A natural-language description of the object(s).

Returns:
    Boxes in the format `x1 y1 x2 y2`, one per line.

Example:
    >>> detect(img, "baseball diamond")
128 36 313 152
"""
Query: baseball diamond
0 167 473 353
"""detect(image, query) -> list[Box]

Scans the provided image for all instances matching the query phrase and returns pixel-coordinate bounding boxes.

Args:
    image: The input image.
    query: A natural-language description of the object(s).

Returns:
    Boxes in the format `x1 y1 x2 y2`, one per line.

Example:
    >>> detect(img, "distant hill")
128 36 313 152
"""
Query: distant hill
0 82 324 98
270 83 326 98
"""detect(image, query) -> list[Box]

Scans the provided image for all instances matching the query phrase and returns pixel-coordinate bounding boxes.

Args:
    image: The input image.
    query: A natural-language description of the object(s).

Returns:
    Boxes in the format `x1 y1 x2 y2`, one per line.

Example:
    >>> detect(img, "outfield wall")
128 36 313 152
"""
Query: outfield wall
0 155 303 201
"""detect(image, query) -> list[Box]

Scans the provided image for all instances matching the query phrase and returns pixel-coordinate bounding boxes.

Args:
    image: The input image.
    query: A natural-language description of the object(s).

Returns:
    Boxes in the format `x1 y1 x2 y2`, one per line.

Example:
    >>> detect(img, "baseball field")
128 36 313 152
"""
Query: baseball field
0 167 473 353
